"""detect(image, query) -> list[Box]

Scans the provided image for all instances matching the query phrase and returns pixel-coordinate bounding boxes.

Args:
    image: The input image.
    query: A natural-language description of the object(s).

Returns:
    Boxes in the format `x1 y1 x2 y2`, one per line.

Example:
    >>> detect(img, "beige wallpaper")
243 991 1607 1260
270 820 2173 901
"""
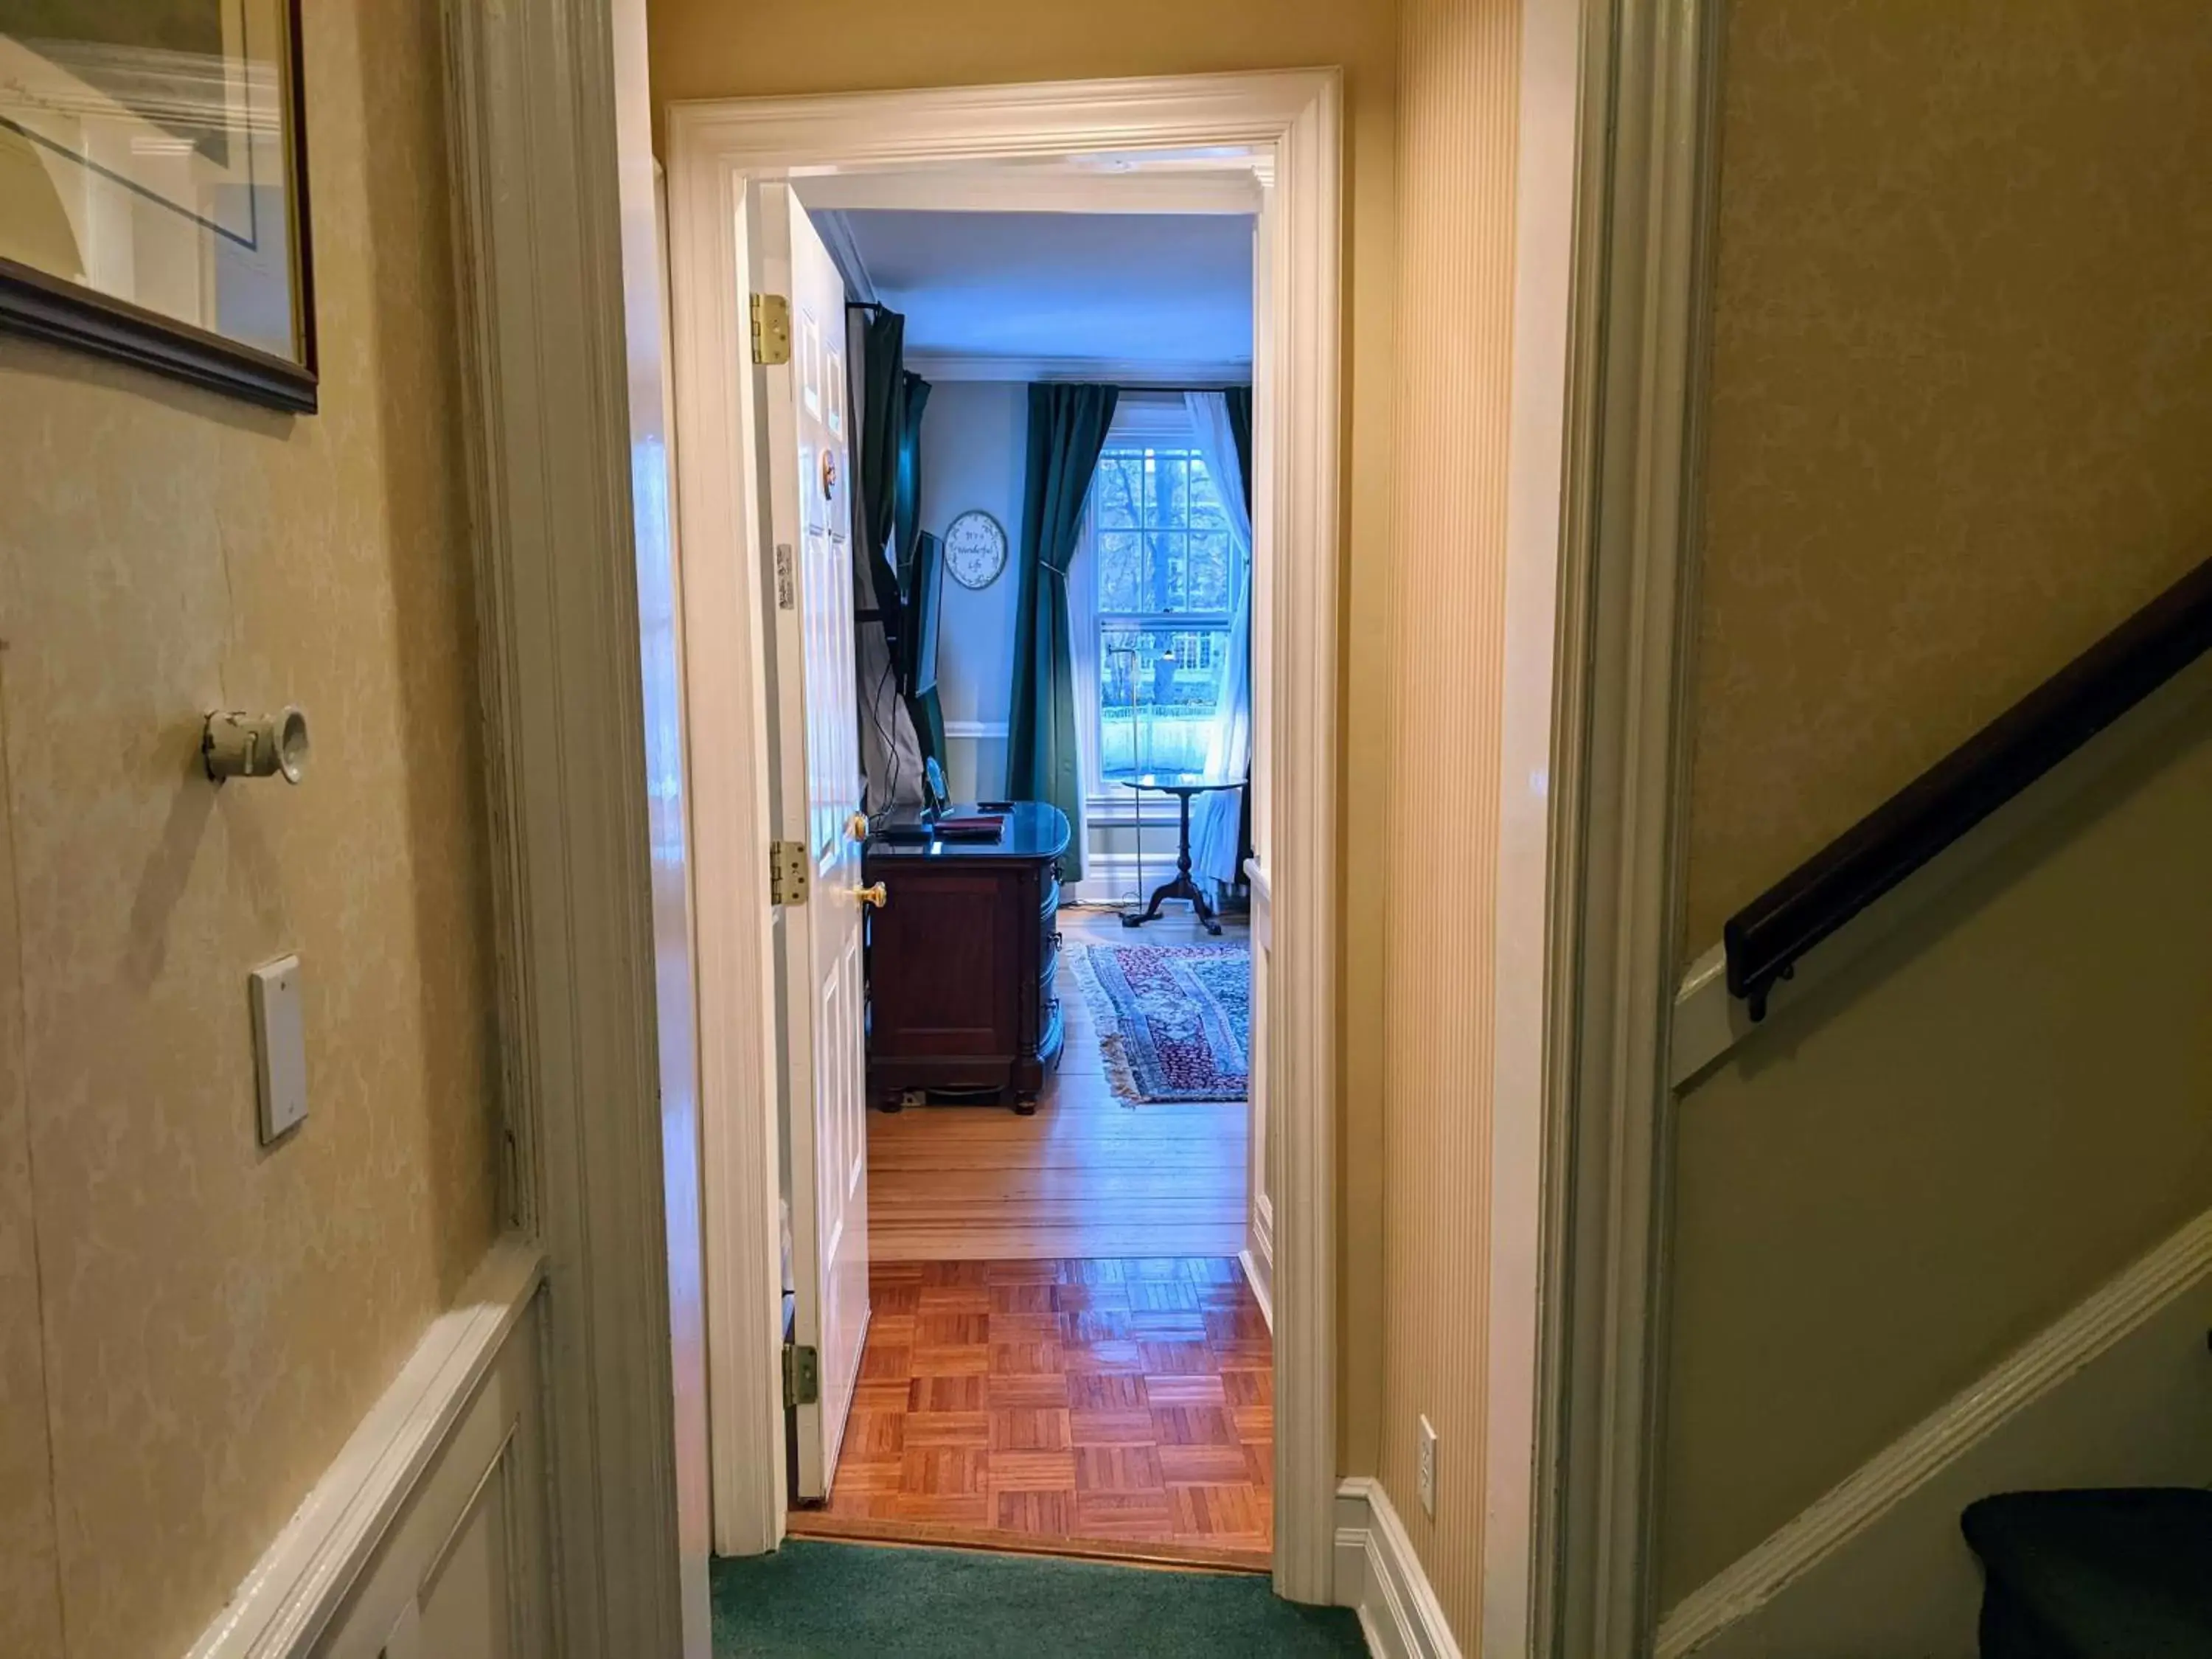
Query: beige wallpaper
0 804 61 1659
647 0 1402 1476
1662 699 2212 1604
1683 0 2212 950
1377 0 1520 1640
0 3 502 1655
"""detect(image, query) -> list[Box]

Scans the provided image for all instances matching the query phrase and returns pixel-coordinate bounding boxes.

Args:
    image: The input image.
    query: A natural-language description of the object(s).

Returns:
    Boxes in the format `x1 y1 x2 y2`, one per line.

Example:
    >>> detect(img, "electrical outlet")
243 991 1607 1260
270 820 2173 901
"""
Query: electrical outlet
1416 1414 1438 1518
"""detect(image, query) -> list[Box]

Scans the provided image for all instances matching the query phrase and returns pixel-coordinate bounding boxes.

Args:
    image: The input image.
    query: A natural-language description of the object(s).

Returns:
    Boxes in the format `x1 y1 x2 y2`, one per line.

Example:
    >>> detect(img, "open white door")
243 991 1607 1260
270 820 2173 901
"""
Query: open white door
752 182 872 1502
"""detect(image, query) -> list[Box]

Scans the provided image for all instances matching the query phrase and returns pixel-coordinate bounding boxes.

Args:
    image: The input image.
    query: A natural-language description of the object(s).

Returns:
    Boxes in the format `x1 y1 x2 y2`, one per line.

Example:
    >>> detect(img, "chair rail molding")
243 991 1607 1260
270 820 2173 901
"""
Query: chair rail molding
1532 0 1724 1650
187 1242 547 1659
667 68 1343 1601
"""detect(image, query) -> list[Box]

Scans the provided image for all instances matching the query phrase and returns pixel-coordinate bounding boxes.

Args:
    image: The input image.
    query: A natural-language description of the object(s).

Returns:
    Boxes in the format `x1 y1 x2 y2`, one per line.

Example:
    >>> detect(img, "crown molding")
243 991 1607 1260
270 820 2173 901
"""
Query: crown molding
905 350 1251 385
791 163 1262 218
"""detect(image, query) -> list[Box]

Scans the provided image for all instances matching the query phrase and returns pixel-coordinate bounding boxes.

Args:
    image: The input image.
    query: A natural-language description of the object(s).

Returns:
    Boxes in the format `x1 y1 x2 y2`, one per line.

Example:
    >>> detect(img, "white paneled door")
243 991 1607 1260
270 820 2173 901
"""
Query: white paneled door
754 182 872 1501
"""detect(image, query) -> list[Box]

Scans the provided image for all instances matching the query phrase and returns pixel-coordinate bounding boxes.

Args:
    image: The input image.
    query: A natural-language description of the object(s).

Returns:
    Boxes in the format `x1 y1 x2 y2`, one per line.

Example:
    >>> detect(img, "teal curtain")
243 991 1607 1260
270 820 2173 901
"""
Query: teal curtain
1006 383 1119 876
894 373 933 596
894 374 937 768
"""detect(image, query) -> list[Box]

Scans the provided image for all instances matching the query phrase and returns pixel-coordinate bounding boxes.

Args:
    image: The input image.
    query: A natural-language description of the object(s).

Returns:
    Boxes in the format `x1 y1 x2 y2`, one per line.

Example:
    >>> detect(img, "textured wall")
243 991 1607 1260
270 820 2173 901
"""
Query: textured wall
1661 696 2212 1604
0 3 501 1655
1683 0 2212 949
649 0 1402 1475
1377 0 1521 1640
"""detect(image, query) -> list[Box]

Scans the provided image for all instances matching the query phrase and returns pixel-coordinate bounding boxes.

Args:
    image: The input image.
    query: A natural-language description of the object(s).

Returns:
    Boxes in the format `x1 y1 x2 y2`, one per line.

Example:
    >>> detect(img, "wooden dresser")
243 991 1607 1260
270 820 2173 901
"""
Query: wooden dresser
863 801 1069 1113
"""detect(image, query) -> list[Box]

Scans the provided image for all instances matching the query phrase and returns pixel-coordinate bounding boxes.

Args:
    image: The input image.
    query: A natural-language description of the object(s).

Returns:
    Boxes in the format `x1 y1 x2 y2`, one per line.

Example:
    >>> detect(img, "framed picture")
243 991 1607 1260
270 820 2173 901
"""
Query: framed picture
0 0 316 411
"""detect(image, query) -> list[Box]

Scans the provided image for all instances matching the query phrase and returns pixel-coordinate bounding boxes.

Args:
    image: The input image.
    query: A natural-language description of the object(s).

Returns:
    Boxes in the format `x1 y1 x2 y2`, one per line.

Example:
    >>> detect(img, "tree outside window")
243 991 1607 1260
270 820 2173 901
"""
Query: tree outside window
1091 445 1234 779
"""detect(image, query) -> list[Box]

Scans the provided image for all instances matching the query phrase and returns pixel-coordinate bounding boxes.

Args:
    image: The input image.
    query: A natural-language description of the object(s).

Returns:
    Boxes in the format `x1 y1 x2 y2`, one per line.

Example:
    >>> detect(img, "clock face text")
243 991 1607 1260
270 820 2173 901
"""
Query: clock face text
945 509 1008 589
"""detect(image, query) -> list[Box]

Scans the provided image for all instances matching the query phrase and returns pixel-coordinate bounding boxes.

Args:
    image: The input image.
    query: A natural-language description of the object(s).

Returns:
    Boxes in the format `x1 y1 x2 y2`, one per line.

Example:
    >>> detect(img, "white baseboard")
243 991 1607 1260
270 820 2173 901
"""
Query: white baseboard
1242 1191 1276 1332
188 1237 547 1659
1064 851 1162 906
1239 1244 1274 1332
1658 1205 2212 1658
1335 1477 1464 1659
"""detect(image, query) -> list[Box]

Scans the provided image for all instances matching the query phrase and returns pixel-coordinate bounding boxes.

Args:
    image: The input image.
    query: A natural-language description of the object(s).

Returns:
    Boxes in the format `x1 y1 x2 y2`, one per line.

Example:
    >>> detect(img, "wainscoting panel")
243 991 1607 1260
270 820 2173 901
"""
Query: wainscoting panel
324 1267 549 1659
186 1241 549 1659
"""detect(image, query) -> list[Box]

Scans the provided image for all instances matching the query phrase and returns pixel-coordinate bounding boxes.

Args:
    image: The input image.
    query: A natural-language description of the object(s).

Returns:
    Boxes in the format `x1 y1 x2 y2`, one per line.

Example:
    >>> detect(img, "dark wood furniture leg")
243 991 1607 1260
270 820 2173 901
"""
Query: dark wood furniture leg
1122 787 1221 935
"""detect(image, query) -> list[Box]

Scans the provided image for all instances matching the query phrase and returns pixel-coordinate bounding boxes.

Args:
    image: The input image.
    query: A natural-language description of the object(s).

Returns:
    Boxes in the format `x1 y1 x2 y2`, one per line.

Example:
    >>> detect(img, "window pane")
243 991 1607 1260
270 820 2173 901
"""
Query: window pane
1150 528 1186 611
1096 619 1230 779
1094 453 1141 530
1189 458 1227 530
1097 532 1144 612
1152 453 1189 529
1187 530 1231 612
1087 441 1239 782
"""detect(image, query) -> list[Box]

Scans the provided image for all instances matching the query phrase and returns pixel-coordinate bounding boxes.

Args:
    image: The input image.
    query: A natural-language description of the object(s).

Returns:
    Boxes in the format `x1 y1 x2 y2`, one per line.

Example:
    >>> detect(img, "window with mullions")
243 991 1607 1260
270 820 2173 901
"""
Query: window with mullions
1091 444 1235 779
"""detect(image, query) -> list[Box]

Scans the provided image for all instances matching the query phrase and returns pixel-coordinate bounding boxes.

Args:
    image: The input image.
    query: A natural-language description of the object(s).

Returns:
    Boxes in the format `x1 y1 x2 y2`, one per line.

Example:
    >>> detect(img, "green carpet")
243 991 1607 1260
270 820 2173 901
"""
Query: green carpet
712 1540 1368 1658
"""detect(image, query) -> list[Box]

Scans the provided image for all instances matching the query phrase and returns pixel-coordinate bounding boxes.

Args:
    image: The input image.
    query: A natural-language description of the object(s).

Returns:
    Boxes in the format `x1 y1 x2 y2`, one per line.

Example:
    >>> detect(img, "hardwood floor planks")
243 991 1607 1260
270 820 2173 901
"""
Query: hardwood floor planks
868 908 1251 1263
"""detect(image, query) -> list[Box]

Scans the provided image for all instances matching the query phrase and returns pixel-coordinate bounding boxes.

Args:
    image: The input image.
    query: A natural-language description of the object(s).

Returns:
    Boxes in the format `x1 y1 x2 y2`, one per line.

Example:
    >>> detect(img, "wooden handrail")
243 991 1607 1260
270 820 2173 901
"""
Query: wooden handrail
1724 555 2212 1019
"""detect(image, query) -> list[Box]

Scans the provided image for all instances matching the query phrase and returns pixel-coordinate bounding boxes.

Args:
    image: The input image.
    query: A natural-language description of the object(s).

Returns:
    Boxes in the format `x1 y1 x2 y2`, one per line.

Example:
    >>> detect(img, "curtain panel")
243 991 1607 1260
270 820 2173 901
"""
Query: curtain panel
1007 383 1120 879
1186 389 1255 888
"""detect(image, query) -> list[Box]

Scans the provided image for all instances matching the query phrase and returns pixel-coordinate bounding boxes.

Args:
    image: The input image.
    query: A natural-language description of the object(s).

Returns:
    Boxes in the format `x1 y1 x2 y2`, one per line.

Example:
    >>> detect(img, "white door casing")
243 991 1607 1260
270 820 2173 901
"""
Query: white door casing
754 184 872 1501
670 73 1343 1597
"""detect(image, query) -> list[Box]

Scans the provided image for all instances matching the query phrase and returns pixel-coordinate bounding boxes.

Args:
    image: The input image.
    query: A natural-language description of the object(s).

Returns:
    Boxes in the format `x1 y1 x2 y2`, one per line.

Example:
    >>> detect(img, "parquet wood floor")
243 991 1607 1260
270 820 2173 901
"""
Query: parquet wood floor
788 1255 1274 1569
867 908 1251 1262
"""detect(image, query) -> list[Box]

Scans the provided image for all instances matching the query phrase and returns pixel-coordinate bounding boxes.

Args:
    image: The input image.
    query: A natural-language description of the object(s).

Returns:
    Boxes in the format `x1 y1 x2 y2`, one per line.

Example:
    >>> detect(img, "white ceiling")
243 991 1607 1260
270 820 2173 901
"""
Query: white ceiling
822 209 1254 375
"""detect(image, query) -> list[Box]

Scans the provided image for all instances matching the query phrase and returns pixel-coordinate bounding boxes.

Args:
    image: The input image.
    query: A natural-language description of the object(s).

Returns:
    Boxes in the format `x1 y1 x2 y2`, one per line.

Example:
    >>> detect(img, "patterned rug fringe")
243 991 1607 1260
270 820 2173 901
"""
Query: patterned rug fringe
1065 941 1248 1105
1068 944 1145 1107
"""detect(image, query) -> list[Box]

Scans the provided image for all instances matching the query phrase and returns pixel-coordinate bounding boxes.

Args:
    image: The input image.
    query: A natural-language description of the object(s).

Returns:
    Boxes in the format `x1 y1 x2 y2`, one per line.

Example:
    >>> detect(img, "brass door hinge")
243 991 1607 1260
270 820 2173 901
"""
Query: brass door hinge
751 293 791 365
769 838 809 905
782 1342 820 1408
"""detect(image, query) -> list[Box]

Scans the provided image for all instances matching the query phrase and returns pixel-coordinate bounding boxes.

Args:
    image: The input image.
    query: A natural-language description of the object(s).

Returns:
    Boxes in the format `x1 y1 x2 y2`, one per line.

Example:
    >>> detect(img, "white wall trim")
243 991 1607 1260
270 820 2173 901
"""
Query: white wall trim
187 1241 545 1659
1335 1478 1466 1659
942 718 1010 741
1669 649 2212 1089
439 0 703 1648
668 68 1341 1601
1655 1206 2212 1657
793 162 1264 218
907 350 1253 385
1062 849 1165 905
1532 0 1725 1650
810 206 879 305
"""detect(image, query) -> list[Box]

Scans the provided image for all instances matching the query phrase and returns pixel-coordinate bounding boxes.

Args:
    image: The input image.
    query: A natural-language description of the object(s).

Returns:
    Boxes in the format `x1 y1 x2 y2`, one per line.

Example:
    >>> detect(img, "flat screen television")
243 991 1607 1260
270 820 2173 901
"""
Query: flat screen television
906 529 945 700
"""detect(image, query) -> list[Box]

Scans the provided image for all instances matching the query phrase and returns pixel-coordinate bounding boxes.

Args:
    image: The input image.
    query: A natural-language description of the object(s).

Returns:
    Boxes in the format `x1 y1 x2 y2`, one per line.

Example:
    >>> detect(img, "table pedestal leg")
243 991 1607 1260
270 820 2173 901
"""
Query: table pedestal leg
1121 788 1221 935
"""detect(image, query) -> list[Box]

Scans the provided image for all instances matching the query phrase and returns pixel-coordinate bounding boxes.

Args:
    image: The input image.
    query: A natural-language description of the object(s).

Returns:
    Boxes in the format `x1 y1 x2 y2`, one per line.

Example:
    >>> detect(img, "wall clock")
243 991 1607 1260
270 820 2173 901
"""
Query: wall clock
943 509 1009 591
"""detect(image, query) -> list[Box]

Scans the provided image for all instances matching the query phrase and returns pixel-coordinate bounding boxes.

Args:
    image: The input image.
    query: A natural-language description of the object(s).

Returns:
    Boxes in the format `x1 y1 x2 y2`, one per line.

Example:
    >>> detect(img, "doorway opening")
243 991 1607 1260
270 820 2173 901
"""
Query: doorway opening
759 177 1268 1571
665 72 1342 1601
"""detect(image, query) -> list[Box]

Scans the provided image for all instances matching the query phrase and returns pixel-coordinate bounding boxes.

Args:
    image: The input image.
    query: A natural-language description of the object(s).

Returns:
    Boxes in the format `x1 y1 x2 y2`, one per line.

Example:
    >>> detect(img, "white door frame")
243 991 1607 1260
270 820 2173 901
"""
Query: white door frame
438 1 1717 1648
1530 0 1724 1652
665 69 1343 1600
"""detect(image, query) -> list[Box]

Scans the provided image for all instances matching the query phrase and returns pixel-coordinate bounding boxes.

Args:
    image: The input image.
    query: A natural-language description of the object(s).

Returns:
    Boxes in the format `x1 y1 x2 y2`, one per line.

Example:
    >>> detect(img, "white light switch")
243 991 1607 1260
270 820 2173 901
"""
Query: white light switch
251 955 308 1144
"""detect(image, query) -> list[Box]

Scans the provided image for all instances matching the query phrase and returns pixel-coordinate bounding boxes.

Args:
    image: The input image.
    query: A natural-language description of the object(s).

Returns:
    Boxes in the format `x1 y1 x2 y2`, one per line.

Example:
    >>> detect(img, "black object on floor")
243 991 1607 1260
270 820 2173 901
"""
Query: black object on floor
712 1539 1366 1658
1961 1488 2212 1658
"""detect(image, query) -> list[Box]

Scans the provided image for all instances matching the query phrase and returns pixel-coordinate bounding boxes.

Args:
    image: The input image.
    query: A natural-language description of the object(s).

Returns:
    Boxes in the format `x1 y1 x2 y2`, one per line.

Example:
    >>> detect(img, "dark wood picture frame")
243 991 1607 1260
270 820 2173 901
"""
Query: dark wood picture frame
0 0 318 414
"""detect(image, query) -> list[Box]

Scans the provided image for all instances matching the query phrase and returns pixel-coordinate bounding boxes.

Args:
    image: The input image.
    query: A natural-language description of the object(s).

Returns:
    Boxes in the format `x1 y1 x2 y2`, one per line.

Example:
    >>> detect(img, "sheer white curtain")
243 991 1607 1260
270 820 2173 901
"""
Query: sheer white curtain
1065 501 1100 863
1186 390 1253 888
